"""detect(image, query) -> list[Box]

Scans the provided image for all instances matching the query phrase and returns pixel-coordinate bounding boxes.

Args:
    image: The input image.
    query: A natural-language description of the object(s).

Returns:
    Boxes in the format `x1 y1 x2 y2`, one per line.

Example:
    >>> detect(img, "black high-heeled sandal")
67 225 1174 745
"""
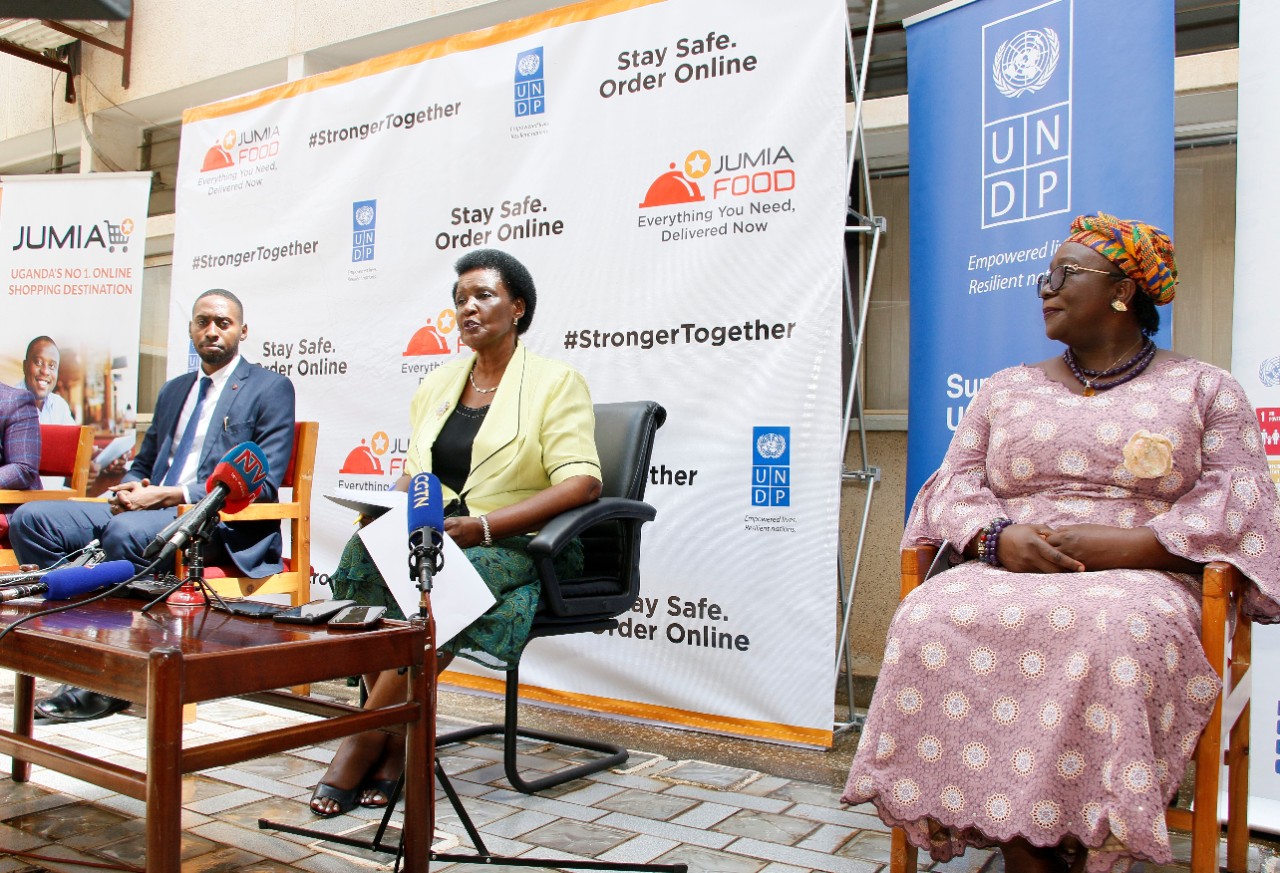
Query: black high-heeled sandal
358 776 400 808
309 782 360 817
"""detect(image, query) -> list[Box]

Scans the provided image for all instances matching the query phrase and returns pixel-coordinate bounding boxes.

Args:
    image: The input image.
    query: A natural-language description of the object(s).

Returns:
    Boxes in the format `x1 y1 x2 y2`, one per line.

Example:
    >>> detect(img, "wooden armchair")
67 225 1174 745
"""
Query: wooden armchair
890 546 1251 873
174 421 318 608
0 424 95 565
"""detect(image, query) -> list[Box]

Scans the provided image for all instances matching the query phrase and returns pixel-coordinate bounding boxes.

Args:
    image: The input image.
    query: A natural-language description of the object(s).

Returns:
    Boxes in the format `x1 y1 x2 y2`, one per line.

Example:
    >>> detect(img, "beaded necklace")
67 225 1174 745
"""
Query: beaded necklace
1063 338 1156 396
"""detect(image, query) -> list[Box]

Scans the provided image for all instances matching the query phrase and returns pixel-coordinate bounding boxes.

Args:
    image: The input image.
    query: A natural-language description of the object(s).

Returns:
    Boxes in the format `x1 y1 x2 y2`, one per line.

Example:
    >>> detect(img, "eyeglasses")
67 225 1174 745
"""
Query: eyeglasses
1035 264 1126 297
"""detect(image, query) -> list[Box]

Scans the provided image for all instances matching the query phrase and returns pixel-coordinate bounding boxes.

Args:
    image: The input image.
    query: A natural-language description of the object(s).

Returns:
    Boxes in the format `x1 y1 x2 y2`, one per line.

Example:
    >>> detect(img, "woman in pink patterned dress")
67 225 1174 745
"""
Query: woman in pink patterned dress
842 214 1280 873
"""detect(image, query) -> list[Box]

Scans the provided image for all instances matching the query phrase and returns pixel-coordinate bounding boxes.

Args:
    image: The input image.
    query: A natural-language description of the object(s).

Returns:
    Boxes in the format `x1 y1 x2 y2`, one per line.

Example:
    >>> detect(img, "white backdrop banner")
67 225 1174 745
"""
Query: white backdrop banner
0 172 149 492
1232 0 1280 834
170 0 847 745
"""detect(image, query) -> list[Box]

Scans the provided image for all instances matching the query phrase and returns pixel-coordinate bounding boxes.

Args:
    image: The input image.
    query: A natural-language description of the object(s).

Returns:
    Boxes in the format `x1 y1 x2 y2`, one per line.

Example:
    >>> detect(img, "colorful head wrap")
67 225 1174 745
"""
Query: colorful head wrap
1065 212 1178 305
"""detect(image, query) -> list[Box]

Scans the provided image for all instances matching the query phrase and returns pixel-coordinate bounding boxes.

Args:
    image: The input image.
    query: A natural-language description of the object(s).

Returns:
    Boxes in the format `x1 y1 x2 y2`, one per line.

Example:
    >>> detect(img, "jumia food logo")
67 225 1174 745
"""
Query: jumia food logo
11 218 134 251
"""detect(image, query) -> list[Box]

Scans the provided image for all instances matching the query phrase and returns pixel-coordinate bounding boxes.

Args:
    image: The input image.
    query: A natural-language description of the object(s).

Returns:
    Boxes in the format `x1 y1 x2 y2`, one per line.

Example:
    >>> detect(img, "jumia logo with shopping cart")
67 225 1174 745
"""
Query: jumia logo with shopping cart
11 217 135 253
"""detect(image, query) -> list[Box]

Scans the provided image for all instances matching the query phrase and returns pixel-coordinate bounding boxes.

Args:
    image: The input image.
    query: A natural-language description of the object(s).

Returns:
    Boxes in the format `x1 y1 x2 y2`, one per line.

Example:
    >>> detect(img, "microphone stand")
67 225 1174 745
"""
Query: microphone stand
141 517 233 613
262 531 684 873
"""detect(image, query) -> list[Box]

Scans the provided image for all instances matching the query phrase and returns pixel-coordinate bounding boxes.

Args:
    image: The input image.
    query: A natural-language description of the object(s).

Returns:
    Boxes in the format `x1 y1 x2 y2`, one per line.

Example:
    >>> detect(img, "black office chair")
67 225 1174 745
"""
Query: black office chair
437 400 666 793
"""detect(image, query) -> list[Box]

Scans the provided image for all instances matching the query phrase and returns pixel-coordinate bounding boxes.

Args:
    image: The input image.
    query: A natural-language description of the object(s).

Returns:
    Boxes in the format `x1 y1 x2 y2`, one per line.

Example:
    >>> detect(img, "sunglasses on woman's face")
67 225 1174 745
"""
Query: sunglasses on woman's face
1035 264 1125 297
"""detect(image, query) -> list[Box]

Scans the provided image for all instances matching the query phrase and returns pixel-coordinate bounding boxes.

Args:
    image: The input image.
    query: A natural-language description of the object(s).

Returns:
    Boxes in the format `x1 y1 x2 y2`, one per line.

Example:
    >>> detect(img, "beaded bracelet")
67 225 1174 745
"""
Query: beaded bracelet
479 514 493 547
978 517 1012 566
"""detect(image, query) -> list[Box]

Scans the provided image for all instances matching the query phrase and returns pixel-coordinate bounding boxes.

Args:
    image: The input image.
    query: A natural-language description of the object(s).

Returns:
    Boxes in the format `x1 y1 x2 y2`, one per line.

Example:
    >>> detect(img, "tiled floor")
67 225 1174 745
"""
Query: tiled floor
0 674 1270 873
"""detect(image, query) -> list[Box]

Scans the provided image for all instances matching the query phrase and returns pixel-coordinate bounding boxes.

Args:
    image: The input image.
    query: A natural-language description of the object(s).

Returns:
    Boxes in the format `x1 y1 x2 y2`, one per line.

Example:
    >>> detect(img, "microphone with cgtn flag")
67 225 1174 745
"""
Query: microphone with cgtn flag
0 561 135 604
143 441 270 565
407 471 445 589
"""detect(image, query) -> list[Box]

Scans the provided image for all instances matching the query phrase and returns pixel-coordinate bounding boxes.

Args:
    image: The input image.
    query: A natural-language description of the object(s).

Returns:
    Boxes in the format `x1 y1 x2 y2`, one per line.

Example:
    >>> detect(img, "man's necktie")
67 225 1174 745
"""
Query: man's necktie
162 376 212 486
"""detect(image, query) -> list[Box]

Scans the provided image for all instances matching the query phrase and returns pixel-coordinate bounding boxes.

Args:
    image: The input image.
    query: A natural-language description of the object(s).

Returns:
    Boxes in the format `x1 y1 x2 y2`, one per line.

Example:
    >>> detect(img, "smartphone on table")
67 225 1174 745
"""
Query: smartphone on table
273 599 355 624
328 605 386 629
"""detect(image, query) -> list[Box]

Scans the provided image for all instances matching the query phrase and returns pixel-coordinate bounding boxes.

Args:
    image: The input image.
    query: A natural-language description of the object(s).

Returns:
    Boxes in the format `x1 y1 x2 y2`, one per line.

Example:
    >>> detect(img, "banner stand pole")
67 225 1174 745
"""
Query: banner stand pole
834 0 884 736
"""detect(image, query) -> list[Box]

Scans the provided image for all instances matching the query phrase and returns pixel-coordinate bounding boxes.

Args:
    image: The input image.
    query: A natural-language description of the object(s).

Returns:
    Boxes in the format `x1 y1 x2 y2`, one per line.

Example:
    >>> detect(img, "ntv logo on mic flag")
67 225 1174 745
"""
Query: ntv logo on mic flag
981 0 1072 228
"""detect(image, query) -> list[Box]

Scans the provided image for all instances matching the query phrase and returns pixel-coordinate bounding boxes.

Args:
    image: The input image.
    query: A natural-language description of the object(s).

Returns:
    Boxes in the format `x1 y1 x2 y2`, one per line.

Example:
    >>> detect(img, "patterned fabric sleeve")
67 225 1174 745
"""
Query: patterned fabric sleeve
1146 367 1280 622
900 370 1009 552
0 393 41 490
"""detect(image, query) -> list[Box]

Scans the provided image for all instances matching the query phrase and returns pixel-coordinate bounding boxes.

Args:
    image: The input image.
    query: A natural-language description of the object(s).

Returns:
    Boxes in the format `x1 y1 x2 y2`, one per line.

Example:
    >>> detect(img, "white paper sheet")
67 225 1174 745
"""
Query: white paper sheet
348 491 495 645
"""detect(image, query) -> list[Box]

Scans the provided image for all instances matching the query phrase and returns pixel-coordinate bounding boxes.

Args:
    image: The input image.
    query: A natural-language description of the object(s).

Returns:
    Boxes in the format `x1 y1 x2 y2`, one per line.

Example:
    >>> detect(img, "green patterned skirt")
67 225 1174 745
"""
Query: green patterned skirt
328 533 584 671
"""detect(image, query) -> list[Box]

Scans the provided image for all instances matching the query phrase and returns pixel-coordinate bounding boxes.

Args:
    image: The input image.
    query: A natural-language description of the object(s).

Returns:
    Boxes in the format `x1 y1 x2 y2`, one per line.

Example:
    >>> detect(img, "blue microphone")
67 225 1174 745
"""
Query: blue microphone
407 472 445 588
0 560 135 603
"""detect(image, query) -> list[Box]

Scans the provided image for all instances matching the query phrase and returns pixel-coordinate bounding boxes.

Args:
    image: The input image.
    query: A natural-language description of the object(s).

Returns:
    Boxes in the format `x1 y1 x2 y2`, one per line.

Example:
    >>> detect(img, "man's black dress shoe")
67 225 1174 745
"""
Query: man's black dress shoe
34 686 130 723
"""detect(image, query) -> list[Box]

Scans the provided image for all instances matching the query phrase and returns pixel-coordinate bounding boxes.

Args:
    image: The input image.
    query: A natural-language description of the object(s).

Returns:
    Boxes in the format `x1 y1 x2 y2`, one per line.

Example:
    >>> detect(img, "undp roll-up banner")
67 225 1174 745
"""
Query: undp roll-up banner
903 0 1173 506
170 0 846 745
0 173 149 492
1233 0 1280 834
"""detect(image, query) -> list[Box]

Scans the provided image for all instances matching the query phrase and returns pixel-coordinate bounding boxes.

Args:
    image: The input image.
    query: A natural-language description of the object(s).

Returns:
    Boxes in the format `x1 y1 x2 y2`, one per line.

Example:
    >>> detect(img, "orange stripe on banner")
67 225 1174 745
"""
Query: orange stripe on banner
440 671 834 747
182 0 667 125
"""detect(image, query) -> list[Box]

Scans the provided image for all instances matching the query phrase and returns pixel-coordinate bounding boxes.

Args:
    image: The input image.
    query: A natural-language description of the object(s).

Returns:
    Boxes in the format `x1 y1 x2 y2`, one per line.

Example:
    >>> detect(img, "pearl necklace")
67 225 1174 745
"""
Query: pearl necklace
1063 338 1155 396
469 369 498 394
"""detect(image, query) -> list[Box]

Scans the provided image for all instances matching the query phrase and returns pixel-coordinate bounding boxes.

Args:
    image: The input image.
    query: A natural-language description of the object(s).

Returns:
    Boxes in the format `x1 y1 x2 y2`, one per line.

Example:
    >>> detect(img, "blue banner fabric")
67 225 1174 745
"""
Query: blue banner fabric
903 0 1174 509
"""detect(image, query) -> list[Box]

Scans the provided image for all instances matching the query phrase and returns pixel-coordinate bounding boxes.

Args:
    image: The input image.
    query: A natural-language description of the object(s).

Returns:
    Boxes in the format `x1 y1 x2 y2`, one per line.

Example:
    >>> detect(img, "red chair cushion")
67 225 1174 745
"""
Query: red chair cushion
39 425 84 477
201 558 294 580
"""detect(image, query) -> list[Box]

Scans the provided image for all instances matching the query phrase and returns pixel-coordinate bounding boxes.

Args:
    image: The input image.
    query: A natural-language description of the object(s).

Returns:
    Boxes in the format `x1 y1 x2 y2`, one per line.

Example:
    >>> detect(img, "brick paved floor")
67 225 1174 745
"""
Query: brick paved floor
0 674 1270 873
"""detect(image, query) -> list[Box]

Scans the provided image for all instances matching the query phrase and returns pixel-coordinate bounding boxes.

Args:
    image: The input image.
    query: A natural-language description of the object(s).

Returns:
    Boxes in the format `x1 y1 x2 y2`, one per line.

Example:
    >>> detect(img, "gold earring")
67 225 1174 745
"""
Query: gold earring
1111 299 1128 312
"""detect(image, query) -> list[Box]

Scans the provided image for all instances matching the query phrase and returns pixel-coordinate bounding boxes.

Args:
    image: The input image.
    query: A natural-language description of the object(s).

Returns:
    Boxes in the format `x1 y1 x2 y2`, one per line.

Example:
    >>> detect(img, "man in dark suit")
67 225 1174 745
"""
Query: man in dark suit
9 288 296 721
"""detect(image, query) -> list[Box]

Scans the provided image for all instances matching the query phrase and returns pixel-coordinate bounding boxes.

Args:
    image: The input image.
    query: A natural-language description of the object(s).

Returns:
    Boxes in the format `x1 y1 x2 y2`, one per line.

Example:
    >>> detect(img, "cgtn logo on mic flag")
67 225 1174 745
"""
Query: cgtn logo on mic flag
981 0 1072 228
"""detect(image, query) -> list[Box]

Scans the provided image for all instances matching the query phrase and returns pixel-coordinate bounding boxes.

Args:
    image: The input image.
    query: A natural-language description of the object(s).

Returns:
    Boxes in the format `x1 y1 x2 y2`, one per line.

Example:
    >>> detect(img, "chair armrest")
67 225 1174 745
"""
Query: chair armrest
218 503 299 522
900 544 939 600
1203 561 1246 600
526 497 657 558
0 490 77 504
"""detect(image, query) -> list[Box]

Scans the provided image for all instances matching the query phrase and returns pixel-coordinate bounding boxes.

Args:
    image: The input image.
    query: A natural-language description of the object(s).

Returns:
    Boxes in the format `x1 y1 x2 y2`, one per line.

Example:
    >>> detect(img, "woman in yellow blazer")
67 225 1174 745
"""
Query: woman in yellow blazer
311 249 602 817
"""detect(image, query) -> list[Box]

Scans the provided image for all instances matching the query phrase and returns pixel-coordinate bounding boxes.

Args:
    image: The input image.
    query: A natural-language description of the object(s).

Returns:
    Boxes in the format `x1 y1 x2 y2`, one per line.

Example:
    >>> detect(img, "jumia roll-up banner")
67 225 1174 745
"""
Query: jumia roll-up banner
903 0 1174 508
170 0 847 745
0 173 150 493
1233 0 1280 835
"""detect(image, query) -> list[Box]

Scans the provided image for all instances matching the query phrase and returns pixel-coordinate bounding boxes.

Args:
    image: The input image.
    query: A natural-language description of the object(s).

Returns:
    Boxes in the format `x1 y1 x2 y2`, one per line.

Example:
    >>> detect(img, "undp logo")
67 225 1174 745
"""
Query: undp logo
751 426 790 507
981 0 1071 228
1259 355 1280 388
352 200 376 262
514 47 546 117
992 29 1060 98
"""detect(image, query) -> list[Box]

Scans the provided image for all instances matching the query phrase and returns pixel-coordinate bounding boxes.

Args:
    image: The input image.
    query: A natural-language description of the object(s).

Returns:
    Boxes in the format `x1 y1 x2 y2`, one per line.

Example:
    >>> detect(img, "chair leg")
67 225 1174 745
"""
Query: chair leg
436 664 628 794
1226 699 1250 873
890 828 916 873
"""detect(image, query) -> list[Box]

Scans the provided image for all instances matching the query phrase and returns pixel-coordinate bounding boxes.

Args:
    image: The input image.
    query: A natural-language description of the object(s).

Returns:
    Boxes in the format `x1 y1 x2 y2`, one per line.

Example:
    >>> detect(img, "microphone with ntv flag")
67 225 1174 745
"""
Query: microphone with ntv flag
143 441 270 566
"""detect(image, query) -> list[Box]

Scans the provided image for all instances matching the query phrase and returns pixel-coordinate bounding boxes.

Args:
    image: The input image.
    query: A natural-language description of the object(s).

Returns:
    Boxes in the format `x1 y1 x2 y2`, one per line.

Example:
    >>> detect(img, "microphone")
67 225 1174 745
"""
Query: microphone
143 441 270 564
407 472 445 589
0 560 134 603
0 540 103 587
